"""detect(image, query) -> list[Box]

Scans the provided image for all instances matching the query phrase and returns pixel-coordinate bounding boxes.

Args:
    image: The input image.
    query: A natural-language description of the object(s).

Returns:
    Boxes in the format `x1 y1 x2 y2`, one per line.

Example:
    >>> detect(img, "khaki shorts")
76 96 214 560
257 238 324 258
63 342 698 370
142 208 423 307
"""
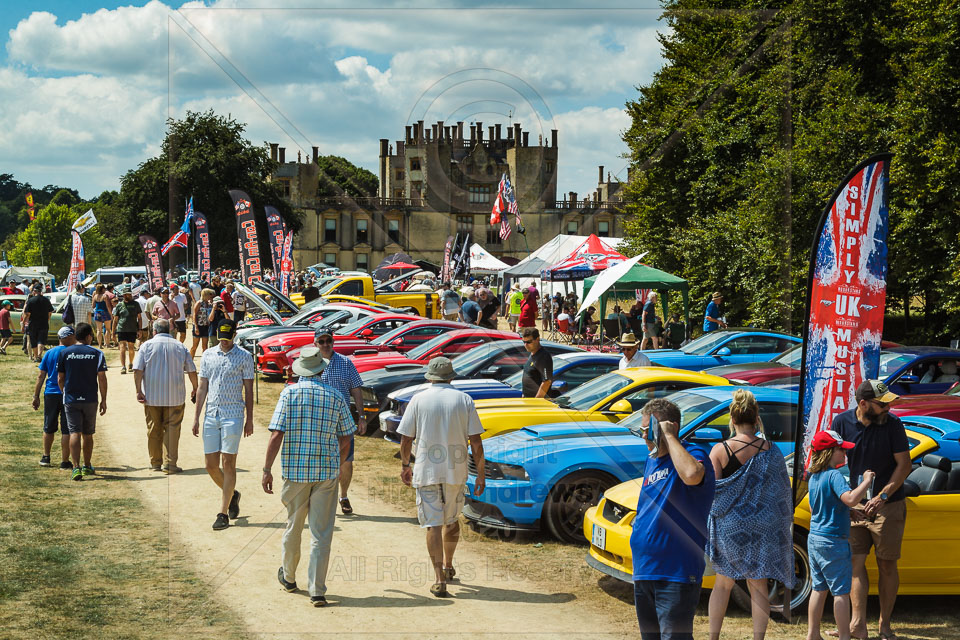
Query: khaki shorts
643 323 658 338
416 483 465 528
850 499 907 560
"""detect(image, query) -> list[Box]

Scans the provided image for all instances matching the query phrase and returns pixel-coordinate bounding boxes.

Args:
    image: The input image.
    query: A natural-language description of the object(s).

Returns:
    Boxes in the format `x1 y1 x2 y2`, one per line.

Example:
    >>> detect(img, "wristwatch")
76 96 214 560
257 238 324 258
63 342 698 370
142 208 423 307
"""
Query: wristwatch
879 492 889 501
402 462 411 468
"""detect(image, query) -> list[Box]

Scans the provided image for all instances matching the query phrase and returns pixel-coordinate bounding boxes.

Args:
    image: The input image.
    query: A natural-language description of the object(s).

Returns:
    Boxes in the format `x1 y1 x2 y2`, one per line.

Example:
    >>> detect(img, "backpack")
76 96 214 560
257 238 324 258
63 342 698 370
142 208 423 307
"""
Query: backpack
61 295 75 325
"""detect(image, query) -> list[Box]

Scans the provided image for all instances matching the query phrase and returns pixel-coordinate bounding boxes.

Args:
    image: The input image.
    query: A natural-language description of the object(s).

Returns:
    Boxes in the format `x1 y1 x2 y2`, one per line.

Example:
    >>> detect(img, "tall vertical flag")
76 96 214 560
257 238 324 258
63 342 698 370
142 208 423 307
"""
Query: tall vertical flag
279 230 294 296
139 235 166 293
194 211 211 283
441 235 455 283
161 196 194 256
504 175 523 234
25 192 35 221
67 231 85 291
490 174 506 225
792 154 891 500
229 189 263 284
265 206 286 274
72 208 98 234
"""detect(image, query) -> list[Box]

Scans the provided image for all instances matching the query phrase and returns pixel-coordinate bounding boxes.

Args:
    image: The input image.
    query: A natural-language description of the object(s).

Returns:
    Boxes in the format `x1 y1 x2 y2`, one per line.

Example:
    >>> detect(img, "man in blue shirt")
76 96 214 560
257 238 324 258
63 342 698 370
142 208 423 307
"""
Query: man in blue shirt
460 288 481 325
703 291 726 333
629 398 715 639
640 293 659 350
57 323 108 481
33 326 77 469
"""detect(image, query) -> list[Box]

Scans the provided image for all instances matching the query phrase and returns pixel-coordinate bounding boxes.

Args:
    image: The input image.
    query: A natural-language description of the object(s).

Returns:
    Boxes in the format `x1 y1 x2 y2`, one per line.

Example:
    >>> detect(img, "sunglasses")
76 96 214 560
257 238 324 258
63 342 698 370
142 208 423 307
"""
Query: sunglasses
522 339 535 344
316 338 333 345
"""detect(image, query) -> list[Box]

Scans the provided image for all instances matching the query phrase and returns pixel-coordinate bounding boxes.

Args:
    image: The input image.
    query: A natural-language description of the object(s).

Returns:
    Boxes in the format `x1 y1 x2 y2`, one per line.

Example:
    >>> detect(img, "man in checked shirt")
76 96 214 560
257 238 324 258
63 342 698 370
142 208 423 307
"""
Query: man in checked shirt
262 346 355 607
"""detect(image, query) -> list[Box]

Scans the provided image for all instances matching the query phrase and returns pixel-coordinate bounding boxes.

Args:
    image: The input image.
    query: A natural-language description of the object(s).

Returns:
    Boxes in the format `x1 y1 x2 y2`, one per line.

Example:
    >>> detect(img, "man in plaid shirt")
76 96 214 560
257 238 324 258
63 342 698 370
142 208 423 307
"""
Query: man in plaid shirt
262 346 355 607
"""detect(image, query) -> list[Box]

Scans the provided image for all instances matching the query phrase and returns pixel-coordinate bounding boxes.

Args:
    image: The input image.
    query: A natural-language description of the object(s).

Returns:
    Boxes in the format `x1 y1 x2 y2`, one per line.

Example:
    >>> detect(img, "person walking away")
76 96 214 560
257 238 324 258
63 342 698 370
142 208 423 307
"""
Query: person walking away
831 380 911 640
231 284 247 324
312 328 366 515
459 288 480 325
630 398 715 639
134 318 198 474
397 357 485 597
0 299 12 354
220 282 236 320
617 333 652 369
439 282 461 322
263 346 355 607
22 284 54 362
57 323 108 481
67 284 93 328
703 292 727 333
104 283 118 346
113 286 143 374
192 321 255 530
665 314 686 350
518 288 537 330
136 288 151 345
91 284 112 349
640 292 659 350
172 284 189 342
521 328 553 398
706 389 794 640
507 283 523 332
191 288 214 358
804 430 875 640
34 326 77 468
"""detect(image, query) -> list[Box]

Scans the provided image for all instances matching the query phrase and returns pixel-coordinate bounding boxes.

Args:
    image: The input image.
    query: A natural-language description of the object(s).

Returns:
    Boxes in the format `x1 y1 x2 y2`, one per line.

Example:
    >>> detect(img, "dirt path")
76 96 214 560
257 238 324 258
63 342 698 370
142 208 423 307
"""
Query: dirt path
97 360 629 639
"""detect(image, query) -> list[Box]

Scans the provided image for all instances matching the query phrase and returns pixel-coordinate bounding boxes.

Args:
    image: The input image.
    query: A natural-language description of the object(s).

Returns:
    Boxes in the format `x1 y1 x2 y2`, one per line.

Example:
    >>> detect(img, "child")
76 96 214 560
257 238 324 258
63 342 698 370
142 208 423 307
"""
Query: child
805 430 875 640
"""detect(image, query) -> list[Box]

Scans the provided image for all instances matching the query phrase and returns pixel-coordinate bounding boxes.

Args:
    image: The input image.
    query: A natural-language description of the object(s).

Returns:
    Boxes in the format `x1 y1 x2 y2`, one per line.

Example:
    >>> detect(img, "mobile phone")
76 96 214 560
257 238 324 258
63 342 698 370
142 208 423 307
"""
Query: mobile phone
648 414 661 443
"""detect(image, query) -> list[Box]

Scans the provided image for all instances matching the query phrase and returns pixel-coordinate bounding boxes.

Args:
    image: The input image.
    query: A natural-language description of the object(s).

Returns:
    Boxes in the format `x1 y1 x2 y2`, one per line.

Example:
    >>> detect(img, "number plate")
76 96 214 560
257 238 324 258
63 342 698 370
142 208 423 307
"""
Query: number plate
591 524 606 550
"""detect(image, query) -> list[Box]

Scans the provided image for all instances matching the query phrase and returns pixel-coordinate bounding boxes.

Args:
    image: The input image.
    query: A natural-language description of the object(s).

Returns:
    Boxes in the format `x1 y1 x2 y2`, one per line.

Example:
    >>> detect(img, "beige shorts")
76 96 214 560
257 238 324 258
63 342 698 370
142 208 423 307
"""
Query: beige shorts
850 499 906 560
416 483 465 528
643 323 658 338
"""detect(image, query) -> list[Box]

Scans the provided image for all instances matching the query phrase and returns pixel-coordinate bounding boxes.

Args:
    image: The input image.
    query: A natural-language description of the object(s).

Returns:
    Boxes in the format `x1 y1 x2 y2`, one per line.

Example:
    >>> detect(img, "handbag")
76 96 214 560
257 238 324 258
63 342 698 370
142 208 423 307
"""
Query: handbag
61 295 75 325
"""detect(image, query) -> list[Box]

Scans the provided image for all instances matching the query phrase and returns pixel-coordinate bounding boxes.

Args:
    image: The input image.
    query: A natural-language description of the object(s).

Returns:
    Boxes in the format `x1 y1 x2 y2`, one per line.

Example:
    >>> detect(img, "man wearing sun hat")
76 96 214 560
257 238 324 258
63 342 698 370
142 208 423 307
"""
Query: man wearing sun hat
397 356 485 597
830 379 912 640
617 332 652 370
193 320 255 531
262 346 354 607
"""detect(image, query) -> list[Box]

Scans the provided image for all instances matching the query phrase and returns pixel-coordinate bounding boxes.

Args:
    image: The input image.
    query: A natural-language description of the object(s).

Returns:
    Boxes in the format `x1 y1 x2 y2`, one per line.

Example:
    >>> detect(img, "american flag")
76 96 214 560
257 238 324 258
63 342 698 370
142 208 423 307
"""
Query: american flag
499 211 511 240
504 176 519 222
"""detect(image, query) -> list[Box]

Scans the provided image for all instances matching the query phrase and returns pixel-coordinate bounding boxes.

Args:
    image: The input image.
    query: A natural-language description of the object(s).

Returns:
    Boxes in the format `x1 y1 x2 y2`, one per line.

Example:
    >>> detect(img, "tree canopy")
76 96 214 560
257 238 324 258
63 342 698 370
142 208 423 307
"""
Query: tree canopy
620 0 960 343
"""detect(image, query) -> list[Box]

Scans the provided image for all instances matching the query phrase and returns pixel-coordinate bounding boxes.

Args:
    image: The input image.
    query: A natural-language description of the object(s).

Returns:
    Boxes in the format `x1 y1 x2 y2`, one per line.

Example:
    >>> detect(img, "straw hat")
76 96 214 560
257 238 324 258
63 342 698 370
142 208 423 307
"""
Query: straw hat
617 332 641 348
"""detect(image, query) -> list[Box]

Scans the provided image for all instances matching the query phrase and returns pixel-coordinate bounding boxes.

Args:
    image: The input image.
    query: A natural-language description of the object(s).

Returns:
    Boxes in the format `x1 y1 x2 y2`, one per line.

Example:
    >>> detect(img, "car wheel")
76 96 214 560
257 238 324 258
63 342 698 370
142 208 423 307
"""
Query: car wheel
730 529 812 617
542 471 618 544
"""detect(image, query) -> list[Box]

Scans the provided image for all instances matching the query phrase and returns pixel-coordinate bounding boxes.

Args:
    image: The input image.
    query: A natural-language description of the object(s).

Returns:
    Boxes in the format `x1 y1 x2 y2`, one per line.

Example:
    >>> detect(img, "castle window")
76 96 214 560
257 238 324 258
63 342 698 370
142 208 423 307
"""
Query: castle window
598 220 610 237
324 218 337 243
410 158 421 171
566 221 577 234
356 219 368 245
468 185 490 204
388 219 400 244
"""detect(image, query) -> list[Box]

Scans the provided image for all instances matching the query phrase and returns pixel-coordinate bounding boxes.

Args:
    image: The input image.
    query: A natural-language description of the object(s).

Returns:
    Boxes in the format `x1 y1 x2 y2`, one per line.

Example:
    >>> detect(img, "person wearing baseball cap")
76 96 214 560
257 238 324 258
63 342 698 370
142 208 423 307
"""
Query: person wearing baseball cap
0 299 12 355
703 291 727 333
397 356 485 597
805 429 876 640
33 326 78 468
193 319 254 531
829 379 911 640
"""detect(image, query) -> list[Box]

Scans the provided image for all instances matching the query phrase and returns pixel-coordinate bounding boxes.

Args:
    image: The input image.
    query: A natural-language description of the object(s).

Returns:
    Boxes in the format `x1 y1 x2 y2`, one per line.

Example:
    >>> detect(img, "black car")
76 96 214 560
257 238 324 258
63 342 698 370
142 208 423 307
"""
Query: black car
358 339 581 427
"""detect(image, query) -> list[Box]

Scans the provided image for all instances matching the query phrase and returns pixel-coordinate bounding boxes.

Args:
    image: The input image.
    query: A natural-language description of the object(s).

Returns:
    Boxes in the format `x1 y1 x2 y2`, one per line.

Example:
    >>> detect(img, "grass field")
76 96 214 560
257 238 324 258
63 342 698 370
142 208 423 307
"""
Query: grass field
0 347 247 640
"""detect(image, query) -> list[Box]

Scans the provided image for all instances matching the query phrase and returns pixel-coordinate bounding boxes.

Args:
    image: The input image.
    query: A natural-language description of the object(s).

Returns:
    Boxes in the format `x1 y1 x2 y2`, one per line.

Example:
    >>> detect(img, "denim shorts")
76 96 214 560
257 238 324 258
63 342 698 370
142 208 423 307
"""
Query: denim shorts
808 533 852 595
633 579 700 639
202 414 243 455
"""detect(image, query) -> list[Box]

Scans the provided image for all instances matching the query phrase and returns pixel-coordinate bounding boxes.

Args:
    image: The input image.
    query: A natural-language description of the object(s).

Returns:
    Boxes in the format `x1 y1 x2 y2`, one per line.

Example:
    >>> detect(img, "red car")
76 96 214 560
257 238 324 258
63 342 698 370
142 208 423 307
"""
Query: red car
348 328 518 374
256 313 422 377
891 386 960 421
330 319 465 357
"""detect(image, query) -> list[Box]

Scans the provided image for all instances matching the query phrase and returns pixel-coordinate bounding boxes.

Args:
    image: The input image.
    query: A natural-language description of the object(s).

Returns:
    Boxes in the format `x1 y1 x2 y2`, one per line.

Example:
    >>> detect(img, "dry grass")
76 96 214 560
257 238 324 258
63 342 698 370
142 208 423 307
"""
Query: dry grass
0 346 247 640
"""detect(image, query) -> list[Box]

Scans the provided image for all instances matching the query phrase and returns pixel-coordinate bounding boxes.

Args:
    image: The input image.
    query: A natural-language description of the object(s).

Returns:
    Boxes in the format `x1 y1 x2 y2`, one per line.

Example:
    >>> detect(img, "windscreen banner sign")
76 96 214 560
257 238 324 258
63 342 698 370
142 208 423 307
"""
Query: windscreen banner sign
229 189 262 284
793 154 891 491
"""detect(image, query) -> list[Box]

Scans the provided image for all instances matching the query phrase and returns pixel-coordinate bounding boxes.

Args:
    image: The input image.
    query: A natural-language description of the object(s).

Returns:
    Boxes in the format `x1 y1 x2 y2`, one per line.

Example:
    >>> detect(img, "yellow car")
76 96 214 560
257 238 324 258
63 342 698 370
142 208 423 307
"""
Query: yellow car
473 367 730 440
584 419 960 613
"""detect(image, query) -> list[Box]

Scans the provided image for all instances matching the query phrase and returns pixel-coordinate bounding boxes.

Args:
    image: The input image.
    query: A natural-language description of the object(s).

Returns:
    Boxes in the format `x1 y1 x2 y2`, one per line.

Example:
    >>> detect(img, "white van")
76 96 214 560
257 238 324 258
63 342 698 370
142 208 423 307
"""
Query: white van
82 266 148 287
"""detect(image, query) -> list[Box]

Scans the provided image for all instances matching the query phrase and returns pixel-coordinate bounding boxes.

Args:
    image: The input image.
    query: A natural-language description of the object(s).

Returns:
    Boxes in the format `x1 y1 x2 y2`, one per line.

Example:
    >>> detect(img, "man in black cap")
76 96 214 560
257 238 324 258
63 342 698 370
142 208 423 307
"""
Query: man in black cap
22 284 54 362
830 379 911 640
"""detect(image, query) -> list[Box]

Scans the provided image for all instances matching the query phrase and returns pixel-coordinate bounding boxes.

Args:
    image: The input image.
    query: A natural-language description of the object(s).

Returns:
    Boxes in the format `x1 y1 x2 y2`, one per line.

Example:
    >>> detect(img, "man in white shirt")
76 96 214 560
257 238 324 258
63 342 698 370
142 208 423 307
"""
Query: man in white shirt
173 285 189 343
617 332 652 369
397 357 485 598
136 289 151 345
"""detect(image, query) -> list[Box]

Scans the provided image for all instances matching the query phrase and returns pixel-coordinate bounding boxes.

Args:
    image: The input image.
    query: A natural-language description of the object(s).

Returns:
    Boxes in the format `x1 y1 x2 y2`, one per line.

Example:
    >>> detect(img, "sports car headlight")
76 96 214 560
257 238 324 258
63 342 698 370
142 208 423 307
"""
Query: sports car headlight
488 461 528 481
360 387 378 406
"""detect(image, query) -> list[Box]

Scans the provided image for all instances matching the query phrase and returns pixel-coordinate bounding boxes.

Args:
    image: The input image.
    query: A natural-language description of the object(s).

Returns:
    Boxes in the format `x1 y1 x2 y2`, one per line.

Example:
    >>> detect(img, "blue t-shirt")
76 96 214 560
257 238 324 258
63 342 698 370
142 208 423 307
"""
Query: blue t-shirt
808 468 852 539
630 444 716 583
703 301 720 332
461 300 481 323
57 344 107 404
642 301 656 325
38 345 65 395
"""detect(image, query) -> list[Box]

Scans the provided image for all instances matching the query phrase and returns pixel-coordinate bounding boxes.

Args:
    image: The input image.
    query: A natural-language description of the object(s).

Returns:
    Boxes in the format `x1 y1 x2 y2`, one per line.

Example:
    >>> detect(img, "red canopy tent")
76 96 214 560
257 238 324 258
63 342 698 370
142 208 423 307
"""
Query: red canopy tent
540 234 627 281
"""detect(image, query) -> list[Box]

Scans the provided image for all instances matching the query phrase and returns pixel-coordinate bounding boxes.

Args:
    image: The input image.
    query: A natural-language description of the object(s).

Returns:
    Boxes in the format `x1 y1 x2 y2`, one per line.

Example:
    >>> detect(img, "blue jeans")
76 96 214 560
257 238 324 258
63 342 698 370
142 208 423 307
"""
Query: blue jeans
633 579 701 640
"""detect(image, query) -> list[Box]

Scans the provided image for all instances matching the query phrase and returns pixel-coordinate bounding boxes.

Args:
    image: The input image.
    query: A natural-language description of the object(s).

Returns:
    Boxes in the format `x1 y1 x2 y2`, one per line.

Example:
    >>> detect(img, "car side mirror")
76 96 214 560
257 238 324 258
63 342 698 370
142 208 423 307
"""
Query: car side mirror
716 347 732 356
899 374 919 385
391 338 404 346
608 399 634 414
551 380 569 392
481 366 501 376
692 427 724 442
360 328 374 337
902 479 921 498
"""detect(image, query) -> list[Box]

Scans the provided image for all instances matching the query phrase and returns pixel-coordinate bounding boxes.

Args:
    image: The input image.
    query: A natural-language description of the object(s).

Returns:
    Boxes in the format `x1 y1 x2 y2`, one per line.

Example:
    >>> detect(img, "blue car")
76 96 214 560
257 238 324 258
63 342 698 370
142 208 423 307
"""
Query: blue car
378 352 621 441
645 329 800 371
879 346 960 396
463 386 799 543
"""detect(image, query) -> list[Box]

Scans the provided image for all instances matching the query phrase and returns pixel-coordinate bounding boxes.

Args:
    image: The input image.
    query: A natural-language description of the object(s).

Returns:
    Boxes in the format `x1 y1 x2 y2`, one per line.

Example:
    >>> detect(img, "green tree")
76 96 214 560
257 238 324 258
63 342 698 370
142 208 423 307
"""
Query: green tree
7 203 110 280
316 155 379 198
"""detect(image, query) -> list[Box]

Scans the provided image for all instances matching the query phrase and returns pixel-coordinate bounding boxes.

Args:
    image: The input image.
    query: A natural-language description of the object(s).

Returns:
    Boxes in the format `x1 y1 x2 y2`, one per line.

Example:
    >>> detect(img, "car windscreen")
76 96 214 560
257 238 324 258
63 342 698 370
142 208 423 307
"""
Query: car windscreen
774 345 802 367
406 333 452 360
318 279 343 296
618 390 724 433
286 299 329 324
680 332 731 355
554 372 633 411
335 317 369 335
879 352 913 378
504 370 523 390
452 343 507 375
370 323 412 346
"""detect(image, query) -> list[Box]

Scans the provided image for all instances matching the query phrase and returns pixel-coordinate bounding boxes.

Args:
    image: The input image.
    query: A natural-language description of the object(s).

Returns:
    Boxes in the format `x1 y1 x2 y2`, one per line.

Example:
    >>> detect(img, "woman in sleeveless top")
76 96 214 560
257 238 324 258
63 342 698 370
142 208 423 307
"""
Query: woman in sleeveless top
706 389 794 640
91 284 112 349
190 288 214 358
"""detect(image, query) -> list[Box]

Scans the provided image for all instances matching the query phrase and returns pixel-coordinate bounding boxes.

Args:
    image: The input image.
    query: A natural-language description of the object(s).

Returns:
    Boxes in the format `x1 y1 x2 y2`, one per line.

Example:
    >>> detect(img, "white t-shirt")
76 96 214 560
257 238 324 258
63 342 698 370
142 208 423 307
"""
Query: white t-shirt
137 295 150 328
396 383 484 487
620 350 653 369
557 312 571 323
172 293 187 320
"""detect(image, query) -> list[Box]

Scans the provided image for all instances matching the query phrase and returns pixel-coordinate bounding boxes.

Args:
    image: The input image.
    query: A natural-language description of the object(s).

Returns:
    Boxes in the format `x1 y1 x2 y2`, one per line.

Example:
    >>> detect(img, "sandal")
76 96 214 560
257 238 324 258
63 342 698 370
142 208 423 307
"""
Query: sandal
429 582 448 597
442 566 456 582
339 497 353 515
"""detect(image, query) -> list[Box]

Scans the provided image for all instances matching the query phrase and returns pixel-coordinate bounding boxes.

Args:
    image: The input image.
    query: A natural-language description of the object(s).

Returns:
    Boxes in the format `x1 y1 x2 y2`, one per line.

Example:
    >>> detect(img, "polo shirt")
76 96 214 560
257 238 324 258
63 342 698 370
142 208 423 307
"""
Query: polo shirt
57 344 107 404
703 301 720 332
831 408 910 503
461 300 480 323
508 290 523 315
319 352 363 406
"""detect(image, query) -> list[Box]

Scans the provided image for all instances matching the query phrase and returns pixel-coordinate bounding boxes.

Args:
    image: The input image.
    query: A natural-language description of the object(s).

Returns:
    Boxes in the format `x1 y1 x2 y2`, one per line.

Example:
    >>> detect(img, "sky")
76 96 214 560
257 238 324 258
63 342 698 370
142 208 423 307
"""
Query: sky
1 1 667 200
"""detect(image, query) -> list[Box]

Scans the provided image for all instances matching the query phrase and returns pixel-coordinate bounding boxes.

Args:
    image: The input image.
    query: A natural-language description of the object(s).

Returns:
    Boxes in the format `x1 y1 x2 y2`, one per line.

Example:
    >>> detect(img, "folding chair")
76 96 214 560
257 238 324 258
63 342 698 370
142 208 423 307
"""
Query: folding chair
601 318 621 352
555 317 573 343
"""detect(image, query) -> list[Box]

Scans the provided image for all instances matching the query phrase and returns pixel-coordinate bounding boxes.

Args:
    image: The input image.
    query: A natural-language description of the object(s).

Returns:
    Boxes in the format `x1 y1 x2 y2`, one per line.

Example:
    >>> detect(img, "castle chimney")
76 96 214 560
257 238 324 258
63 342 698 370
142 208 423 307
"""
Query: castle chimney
398 141 405 154
569 191 577 203
470 125 476 145
437 121 444 141
522 132 529 147
405 125 412 143
551 129 558 148
476 122 483 142
278 147 286 163
457 121 464 140
311 146 317 162
507 126 514 140
495 124 502 140
599 166 604 184
418 120 424 141
270 143 278 162
488 126 494 142
514 123 521 144
445 126 451 140
431 123 438 140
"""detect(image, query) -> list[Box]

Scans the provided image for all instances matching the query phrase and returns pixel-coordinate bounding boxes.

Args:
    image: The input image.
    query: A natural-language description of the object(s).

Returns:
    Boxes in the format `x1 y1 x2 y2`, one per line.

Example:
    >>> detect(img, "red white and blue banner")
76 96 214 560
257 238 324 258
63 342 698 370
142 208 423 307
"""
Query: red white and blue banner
194 211 211 283
541 233 627 281
441 235 454 283
139 234 166 293
161 196 194 256
279 229 294 296
229 189 263 285
793 154 891 493
265 205 286 274
67 231 85 292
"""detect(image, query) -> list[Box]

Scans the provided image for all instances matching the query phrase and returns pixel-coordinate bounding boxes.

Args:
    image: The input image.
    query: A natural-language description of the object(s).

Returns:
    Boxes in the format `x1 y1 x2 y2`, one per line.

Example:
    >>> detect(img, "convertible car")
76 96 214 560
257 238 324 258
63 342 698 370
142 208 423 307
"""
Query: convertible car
584 416 960 613
464 386 797 543
645 329 800 371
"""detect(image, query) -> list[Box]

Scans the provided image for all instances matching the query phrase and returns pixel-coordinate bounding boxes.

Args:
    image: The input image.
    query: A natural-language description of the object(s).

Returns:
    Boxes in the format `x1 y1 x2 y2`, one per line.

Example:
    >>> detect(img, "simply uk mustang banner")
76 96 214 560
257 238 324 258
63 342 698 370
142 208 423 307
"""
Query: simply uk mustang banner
193 211 211 283
792 153 891 496
139 235 166 293
265 205 286 274
229 189 263 285
67 230 85 291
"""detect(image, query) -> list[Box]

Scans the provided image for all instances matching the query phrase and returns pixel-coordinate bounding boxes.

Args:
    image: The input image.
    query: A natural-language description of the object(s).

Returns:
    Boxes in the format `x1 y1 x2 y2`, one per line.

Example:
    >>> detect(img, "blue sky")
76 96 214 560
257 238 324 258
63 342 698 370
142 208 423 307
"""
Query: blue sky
2 1 667 199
